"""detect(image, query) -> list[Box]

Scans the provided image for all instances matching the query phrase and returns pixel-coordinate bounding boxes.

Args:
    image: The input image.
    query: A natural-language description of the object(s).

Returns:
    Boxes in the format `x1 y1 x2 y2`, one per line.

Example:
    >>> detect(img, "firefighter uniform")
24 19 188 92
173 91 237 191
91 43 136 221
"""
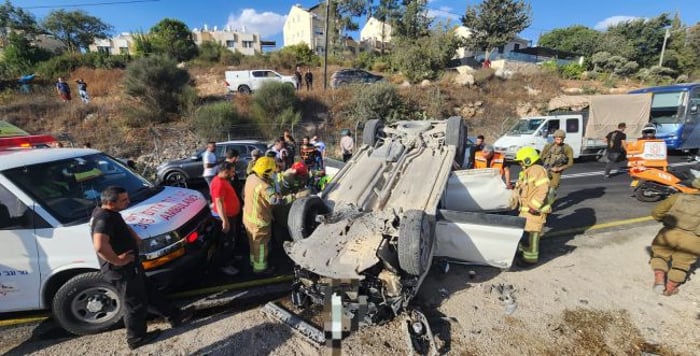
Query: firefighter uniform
514 147 552 265
649 185 700 296
243 157 282 273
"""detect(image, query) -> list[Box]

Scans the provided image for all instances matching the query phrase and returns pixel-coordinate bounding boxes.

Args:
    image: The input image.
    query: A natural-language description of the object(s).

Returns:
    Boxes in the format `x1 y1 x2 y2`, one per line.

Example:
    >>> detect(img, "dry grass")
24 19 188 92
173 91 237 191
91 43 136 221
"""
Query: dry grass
68 68 125 98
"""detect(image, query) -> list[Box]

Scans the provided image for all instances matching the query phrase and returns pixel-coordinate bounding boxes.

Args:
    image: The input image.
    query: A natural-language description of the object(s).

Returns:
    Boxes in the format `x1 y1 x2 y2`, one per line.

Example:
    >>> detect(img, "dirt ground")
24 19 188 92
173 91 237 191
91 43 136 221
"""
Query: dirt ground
2 223 698 356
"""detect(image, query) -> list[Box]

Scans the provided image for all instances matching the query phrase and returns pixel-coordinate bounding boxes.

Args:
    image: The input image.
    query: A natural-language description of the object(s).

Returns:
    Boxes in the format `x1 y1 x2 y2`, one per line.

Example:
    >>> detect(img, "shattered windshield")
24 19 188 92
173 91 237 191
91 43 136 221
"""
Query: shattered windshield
650 91 685 124
508 118 545 135
4 153 157 225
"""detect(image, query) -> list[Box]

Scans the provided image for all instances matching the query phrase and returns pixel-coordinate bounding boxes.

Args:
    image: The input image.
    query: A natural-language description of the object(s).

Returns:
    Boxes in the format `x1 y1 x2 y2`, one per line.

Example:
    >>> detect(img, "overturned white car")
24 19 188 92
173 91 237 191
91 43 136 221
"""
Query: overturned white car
284 117 525 325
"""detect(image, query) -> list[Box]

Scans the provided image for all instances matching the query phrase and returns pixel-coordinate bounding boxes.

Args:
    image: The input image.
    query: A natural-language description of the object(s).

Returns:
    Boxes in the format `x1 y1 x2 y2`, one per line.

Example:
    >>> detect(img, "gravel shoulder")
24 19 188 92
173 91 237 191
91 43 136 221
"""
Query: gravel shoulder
2 223 698 356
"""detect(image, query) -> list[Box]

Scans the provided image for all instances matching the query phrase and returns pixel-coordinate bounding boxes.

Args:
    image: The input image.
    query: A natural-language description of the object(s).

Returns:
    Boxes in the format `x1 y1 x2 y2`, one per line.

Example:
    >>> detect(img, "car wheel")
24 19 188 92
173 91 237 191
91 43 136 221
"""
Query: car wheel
446 116 467 167
164 171 188 188
238 85 251 95
288 196 330 241
398 210 435 276
362 119 384 147
52 272 123 335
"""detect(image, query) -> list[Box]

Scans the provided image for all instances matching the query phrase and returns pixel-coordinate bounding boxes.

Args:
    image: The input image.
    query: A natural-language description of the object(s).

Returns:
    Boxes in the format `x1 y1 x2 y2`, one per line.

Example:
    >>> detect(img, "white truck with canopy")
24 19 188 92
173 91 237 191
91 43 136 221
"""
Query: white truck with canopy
494 94 652 159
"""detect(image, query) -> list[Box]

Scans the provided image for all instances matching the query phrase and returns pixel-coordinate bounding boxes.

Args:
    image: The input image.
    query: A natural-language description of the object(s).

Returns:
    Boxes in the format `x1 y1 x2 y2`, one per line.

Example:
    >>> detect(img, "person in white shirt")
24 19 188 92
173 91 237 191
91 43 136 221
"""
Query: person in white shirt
339 131 354 162
202 141 218 185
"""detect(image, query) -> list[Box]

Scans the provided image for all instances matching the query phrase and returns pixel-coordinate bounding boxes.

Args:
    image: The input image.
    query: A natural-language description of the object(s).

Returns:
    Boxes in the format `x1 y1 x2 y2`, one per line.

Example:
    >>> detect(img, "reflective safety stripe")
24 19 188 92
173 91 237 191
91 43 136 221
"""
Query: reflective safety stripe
534 177 549 186
540 204 552 213
530 198 543 208
252 243 267 271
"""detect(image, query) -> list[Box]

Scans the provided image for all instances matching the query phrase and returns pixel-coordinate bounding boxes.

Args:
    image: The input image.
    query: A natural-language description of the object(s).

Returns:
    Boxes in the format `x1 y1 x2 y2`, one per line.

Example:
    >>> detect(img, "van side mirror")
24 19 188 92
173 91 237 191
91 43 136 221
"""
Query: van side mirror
691 104 698 115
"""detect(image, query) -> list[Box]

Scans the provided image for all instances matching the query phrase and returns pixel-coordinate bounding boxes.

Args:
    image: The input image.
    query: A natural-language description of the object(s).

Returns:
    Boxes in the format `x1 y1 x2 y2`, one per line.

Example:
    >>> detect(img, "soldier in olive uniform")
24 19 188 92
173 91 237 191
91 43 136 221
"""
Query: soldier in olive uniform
513 147 552 266
540 129 574 191
649 178 700 296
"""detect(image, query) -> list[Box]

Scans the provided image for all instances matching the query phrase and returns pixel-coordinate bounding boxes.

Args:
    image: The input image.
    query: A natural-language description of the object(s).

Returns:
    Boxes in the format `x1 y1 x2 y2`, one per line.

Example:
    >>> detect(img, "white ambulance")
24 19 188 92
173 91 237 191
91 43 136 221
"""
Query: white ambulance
0 148 217 335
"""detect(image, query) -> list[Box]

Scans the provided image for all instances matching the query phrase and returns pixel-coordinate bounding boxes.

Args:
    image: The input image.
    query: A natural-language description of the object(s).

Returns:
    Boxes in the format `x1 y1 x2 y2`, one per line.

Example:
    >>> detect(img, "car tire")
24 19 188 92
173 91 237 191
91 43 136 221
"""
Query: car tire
288 196 330 241
362 119 384 147
164 171 188 188
398 210 435 276
446 116 467 167
52 272 124 336
634 182 665 202
238 85 251 95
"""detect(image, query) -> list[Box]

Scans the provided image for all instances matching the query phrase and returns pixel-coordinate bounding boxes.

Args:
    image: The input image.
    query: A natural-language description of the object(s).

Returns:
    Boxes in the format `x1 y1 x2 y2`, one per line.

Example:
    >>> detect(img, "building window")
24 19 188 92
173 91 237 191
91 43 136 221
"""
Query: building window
498 45 504 54
242 41 253 48
226 40 235 48
514 43 520 51
97 46 110 54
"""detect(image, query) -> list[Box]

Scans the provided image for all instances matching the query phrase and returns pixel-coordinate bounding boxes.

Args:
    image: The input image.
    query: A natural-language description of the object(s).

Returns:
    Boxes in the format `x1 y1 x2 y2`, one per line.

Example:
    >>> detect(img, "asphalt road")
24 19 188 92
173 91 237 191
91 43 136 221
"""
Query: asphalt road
538 154 697 232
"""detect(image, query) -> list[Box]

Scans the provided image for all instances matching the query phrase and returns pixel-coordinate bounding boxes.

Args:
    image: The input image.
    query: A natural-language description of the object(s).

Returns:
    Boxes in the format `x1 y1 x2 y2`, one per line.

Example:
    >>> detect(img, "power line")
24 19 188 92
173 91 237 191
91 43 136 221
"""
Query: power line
25 0 159 10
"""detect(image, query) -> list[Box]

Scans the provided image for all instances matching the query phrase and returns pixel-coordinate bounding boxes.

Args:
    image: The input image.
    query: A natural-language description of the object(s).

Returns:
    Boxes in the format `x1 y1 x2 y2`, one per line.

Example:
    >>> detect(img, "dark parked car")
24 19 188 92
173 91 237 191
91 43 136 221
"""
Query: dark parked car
330 69 383 89
155 140 268 188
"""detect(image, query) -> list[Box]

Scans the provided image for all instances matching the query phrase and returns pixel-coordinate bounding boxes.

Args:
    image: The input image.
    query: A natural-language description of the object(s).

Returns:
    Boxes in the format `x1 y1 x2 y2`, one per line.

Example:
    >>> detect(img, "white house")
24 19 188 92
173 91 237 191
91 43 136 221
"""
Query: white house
283 4 327 54
454 26 530 60
360 17 392 49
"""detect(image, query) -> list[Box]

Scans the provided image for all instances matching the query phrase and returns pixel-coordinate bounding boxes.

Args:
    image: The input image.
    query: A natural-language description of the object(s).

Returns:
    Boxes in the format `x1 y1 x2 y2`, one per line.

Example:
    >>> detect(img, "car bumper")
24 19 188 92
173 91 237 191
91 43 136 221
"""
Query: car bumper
145 223 217 290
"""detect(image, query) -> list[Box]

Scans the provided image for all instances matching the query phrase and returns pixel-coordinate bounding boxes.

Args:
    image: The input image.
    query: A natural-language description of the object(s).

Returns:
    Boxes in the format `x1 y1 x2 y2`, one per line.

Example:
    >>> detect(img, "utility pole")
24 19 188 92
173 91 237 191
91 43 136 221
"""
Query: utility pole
659 28 670 66
323 0 331 90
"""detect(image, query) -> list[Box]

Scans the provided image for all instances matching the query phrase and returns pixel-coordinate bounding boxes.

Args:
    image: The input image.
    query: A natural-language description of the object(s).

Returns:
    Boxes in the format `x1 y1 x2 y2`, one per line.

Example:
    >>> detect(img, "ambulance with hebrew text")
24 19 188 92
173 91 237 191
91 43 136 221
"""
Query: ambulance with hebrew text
0 147 216 335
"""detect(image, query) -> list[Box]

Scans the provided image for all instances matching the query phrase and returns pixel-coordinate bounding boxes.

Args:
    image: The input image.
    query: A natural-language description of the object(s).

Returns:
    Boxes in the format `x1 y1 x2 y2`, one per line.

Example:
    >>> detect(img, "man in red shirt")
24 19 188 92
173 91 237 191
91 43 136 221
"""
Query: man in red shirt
210 162 241 276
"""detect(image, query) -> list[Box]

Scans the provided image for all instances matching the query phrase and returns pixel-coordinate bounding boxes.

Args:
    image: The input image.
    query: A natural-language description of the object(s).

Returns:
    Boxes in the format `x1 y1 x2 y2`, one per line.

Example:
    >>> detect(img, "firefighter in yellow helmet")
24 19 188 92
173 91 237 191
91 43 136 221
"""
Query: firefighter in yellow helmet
513 146 552 266
243 157 283 274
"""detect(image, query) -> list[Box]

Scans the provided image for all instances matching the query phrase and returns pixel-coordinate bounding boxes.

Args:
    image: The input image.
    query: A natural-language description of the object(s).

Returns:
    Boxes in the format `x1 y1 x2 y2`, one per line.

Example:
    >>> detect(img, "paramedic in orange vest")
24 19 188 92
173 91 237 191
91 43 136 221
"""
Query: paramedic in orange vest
473 144 513 189
243 157 283 275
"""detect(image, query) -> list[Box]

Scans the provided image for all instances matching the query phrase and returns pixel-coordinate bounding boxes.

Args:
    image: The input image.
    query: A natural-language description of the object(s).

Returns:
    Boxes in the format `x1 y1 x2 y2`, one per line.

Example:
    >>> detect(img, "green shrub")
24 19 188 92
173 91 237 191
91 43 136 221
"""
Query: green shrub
347 82 408 123
540 60 558 73
192 101 242 140
36 53 83 79
559 63 584 79
372 61 390 72
250 82 301 136
390 28 461 83
123 55 192 125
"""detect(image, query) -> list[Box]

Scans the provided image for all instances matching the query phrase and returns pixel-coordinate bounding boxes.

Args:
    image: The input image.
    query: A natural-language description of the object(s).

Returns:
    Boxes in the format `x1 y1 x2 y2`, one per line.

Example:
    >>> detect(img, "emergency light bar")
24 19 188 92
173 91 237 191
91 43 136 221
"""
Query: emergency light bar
0 134 58 149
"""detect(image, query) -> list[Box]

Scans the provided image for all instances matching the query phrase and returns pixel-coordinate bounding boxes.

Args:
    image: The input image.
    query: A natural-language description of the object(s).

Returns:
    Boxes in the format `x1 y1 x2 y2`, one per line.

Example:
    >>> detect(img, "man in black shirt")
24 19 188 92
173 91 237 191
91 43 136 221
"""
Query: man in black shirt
604 122 627 178
91 186 191 350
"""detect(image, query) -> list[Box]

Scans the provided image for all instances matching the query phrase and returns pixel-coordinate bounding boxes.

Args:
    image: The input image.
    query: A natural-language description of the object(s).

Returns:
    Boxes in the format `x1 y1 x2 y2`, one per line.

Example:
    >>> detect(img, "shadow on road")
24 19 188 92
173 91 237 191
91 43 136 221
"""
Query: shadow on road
191 322 294 355
553 186 606 211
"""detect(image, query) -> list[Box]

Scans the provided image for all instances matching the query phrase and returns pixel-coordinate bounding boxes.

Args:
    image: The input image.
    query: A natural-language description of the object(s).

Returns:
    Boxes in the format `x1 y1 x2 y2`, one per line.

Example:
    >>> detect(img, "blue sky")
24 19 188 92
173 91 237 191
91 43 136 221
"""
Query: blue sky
14 0 700 49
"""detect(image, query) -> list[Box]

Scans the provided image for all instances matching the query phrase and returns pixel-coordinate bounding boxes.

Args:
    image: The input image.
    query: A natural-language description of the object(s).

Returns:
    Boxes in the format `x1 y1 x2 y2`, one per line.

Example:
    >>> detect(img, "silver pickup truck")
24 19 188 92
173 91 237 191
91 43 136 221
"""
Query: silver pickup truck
284 117 525 325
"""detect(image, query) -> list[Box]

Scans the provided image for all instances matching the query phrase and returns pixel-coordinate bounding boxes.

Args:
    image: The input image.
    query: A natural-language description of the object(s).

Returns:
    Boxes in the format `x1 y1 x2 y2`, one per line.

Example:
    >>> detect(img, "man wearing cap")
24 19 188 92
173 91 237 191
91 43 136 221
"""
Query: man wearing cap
473 144 512 188
604 123 627 178
277 161 310 200
648 178 700 296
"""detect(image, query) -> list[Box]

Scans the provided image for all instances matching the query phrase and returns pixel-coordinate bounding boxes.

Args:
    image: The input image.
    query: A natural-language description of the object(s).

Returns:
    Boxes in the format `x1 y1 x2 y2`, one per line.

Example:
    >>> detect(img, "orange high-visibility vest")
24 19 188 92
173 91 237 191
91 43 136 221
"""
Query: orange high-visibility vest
474 151 505 175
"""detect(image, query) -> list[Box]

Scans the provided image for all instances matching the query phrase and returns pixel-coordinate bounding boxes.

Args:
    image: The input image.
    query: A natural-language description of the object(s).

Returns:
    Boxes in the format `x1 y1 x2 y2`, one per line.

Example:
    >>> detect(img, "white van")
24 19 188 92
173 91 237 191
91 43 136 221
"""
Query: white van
224 69 297 94
0 148 217 335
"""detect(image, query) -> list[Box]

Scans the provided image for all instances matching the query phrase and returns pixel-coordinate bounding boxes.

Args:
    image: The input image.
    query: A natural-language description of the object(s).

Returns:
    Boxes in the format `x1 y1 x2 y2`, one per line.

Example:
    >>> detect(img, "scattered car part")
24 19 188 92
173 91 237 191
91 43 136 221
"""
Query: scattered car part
404 309 439 356
261 301 326 345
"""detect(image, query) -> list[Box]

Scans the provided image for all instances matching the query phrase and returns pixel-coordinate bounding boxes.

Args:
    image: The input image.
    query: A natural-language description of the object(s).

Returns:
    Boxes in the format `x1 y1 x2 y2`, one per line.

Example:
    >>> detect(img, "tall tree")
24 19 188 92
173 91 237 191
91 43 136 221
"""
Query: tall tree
149 18 198 62
42 9 112 53
461 0 532 60
0 0 39 47
605 14 671 68
393 0 431 40
537 25 600 56
2 31 52 75
662 13 698 76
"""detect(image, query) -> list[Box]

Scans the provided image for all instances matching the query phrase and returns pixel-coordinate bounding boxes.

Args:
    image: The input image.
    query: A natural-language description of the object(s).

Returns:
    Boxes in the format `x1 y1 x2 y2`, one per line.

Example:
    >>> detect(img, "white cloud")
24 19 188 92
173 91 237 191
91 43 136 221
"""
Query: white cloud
427 6 460 22
594 16 641 31
225 9 287 37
